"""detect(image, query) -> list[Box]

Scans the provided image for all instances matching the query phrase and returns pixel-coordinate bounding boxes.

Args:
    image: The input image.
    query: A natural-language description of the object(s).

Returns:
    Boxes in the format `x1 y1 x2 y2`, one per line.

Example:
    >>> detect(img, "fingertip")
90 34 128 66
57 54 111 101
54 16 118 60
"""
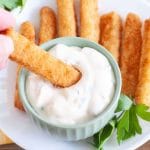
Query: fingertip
0 8 15 31
0 58 8 69
0 34 14 55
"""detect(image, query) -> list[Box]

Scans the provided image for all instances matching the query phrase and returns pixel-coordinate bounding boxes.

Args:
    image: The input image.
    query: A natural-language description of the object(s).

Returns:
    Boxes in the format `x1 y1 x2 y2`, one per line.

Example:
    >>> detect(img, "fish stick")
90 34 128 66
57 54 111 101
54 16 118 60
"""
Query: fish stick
6 29 81 87
80 0 99 42
120 13 142 97
14 21 35 111
57 0 76 37
14 65 24 111
20 21 35 42
135 19 150 105
100 12 122 61
39 7 57 44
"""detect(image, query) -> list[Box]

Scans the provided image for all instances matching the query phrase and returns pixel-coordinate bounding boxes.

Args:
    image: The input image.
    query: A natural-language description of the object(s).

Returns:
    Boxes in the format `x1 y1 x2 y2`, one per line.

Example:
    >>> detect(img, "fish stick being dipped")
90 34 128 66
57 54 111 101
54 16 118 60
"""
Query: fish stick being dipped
135 19 150 106
39 7 57 44
80 0 99 42
120 13 142 97
100 12 122 61
14 21 35 111
6 29 81 87
57 0 76 37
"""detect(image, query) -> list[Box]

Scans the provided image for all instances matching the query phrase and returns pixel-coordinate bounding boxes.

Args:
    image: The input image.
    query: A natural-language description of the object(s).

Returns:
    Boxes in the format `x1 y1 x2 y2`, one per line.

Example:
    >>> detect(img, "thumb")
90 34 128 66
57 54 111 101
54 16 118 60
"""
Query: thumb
0 35 14 69
0 8 15 31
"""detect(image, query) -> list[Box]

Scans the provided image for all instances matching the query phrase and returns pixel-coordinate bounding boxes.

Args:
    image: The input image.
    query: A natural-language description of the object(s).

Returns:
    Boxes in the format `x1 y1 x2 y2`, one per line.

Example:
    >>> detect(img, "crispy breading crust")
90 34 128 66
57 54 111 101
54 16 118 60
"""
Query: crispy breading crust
7 29 81 87
100 12 122 61
39 7 57 44
57 0 76 37
14 65 25 111
14 21 35 111
80 0 99 42
120 13 142 97
20 21 35 42
135 19 150 105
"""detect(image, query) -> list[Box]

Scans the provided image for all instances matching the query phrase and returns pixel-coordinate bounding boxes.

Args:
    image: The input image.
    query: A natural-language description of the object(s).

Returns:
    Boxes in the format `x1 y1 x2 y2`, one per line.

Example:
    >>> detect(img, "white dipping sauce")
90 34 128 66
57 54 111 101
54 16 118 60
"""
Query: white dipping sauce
26 44 116 125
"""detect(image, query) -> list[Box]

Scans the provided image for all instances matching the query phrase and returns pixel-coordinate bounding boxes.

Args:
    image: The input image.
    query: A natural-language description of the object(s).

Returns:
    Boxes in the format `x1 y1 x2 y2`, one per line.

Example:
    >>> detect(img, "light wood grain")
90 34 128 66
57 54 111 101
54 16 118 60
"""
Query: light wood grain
0 140 149 149
0 130 12 145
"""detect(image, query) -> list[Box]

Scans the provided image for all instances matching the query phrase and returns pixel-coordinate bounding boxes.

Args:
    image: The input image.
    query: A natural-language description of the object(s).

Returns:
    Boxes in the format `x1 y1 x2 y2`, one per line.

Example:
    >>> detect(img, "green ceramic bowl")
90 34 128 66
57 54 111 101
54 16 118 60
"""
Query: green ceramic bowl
18 37 121 141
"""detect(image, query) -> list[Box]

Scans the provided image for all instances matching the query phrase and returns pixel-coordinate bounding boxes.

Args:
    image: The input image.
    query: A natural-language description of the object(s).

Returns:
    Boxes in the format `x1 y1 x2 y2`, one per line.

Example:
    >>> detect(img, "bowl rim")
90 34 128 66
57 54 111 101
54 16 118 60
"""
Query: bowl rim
18 37 122 129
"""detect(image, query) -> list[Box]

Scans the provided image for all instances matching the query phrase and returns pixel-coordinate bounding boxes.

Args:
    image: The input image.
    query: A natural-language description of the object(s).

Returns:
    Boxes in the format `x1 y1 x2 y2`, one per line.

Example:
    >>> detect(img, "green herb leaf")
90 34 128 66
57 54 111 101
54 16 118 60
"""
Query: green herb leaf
98 120 115 150
92 94 150 149
117 104 143 143
117 110 130 143
131 105 142 134
115 94 133 112
93 119 116 150
93 132 100 148
0 3 4 8
135 104 150 121
121 105 142 141
0 0 26 11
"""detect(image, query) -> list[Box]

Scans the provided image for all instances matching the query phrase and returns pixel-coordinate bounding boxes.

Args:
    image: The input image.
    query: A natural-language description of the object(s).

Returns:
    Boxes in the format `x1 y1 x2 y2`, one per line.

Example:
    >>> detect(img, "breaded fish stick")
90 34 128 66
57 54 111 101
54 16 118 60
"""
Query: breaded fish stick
57 0 76 37
39 7 57 44
120 13 142 97
100 12 122 61
15 21 35 111
20 21 35 42
135 19 150 105
6 29 81 87
80 0 99 42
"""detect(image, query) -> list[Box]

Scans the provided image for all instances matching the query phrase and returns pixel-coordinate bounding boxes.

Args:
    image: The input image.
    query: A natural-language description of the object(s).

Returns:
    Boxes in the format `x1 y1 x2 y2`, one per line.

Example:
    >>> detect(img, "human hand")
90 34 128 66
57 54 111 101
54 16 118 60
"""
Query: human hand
0 8 15 69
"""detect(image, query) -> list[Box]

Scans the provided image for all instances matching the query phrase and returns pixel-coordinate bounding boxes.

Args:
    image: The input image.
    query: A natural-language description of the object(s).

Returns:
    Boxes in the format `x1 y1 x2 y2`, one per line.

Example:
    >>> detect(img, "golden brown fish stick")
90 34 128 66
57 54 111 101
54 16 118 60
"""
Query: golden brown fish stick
120 13 142 97
14 21 35 111
57 0 76 37
20 21 35 42
100 12 122 61
135 19 150 105
80 0 99 42
15 65 24 111
6 29 81 87
39 7 57 44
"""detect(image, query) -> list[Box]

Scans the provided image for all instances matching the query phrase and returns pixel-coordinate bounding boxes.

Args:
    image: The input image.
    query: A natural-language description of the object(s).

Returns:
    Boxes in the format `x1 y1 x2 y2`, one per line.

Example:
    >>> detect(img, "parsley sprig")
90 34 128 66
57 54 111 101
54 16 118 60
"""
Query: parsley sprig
0 0 26 11
92 94 150 150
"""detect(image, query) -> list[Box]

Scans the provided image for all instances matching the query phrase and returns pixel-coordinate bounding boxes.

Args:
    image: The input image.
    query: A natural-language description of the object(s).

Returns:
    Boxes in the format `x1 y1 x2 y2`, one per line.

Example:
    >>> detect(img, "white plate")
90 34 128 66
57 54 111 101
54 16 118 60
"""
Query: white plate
0 0 150 150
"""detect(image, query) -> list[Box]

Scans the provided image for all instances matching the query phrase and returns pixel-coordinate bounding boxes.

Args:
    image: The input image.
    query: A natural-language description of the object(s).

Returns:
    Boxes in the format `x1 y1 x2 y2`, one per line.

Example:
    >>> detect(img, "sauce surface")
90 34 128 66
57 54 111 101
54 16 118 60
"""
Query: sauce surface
26 44 116 124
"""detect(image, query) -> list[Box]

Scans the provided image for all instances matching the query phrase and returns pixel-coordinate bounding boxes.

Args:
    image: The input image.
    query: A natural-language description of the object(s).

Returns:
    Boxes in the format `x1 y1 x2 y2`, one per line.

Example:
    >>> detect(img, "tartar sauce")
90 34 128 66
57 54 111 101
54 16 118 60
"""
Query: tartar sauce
26 44 116 125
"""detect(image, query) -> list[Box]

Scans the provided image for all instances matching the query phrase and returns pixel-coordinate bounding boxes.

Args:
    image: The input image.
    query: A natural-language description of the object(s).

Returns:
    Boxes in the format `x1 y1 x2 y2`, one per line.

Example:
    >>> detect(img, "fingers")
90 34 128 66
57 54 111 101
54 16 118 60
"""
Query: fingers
80 0 99 42
39 7 57 44
100 12 122 61
135 19 150 105
7 29 81 87
57 0 76 37
120 13 142 97
0 35 14 69
0 8 15 31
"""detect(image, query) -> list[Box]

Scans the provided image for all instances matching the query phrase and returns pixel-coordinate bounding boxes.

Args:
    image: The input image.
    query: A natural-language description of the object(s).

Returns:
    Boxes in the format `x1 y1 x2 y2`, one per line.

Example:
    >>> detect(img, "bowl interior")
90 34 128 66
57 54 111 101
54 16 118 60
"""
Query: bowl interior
18 37 122 129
